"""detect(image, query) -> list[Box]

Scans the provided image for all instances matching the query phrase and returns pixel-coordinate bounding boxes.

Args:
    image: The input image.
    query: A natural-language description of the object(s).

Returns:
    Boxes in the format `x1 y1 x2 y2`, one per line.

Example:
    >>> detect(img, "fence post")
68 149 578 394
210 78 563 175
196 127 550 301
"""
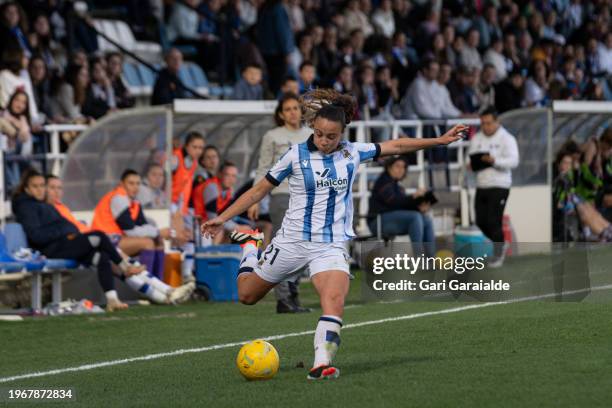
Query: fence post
50 128 61 176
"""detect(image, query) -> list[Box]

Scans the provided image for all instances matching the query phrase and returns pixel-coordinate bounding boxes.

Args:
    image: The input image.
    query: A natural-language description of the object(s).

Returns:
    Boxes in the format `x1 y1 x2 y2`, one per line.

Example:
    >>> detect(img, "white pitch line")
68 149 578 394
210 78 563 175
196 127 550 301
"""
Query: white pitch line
1 284 611 384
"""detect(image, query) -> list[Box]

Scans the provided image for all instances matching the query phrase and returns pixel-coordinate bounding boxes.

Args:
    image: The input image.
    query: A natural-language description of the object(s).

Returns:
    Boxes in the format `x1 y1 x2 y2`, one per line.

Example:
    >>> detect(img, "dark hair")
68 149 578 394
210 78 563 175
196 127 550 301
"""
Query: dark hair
281 76 297 85
242 63 262 72
299 61 315 71
300 88 356 129
121 169 140 181
199 145 220 166
420 57 439 72
2 48 24 73
145 163 163 175
45 174 59 182
7 90 31 124
480 107 498 119
220 161 237 172
383 156 407 173
105 51 122 63
184 131 206 146
275 92 300 126
13 168 43 198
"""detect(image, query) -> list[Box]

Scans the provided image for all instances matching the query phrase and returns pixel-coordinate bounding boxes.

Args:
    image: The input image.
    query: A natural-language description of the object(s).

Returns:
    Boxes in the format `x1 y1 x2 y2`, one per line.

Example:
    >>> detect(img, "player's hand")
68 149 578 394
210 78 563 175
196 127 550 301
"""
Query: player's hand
481 154 495 164
412 188 426 198
201 217 225 238
247 203 259 221
438 124 468 145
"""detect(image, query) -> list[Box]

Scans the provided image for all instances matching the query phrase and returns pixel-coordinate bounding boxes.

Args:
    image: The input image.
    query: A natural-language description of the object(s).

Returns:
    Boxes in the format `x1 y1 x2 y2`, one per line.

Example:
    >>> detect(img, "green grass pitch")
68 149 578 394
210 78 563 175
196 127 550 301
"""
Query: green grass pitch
1 270 611 408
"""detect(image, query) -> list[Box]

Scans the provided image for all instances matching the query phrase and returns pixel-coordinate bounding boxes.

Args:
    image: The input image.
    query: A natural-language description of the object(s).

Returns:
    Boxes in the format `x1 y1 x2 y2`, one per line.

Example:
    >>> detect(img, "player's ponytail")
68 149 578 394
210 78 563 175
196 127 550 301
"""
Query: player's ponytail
300 89 356 130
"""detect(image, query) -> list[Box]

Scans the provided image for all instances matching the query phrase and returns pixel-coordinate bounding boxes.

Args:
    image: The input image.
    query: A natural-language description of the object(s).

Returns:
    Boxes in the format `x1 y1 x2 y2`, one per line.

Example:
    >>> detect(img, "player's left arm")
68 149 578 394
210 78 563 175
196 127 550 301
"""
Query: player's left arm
378 124 467 157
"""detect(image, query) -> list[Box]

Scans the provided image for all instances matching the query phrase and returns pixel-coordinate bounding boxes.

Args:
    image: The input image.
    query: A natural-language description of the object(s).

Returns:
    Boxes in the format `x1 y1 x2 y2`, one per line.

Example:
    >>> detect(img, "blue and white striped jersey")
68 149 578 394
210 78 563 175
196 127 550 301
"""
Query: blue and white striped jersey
265 135 380 243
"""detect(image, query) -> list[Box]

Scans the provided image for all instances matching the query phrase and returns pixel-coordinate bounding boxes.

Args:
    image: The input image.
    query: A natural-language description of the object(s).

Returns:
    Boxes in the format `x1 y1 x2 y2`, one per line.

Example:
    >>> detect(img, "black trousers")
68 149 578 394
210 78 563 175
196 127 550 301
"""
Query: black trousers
42 232 123 292
262 54 288 96
475 188 509 252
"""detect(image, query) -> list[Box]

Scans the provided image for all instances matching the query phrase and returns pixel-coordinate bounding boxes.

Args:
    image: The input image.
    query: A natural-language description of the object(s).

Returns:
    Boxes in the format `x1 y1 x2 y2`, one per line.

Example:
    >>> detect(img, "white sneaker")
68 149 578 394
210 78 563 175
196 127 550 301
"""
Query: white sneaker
168 281 195 304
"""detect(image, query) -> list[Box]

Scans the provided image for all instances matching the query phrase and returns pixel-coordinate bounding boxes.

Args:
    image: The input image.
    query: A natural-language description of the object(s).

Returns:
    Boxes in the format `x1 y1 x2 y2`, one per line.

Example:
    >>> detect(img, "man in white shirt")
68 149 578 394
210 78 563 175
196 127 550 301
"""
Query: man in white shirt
468 108 519 266
401 58 461 120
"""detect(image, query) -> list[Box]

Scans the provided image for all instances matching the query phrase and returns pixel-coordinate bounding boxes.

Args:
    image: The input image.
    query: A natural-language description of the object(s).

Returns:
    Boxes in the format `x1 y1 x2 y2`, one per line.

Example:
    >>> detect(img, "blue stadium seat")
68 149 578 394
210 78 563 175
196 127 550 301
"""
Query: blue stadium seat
4 223 77 270
122 62 142 87
0 233 28 272
136 63 156 88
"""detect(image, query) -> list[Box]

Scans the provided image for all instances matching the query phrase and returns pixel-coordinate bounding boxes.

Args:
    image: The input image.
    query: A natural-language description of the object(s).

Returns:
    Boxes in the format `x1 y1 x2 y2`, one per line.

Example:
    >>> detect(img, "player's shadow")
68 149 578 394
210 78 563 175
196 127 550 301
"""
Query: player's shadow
340 355 444 377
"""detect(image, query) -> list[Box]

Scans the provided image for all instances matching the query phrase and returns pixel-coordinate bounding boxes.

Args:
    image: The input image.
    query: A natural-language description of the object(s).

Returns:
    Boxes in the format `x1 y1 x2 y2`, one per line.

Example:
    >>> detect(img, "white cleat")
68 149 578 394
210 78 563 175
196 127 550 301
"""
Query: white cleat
168 281 195 304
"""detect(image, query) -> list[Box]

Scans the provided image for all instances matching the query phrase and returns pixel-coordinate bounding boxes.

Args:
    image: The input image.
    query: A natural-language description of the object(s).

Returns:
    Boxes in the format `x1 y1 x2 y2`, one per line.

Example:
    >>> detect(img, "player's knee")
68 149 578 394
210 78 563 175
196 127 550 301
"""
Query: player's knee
324 291 345 307
142 239 156 251
238 292 259 305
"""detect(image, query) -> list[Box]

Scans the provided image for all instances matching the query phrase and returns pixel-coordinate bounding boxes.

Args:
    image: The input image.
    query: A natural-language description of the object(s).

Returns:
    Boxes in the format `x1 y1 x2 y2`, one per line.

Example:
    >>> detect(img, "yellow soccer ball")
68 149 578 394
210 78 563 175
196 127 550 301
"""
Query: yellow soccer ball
236 340 280 381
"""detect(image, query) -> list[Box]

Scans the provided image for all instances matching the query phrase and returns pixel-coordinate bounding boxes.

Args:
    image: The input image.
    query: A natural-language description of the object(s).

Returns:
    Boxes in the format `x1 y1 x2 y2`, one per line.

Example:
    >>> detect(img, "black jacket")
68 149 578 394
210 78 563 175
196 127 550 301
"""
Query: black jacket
12 193 79 251
368 172 417 218
151 69 191 105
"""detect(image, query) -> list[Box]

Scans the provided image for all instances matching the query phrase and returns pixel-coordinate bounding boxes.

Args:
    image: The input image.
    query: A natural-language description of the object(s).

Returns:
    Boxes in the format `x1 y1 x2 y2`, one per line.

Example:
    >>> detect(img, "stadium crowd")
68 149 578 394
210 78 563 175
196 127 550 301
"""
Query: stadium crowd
0 0 611 309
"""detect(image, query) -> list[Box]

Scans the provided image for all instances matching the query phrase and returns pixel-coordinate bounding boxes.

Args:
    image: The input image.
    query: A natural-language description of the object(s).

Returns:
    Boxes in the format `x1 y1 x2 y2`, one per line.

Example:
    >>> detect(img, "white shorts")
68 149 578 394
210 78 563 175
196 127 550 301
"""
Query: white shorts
255 235 350 284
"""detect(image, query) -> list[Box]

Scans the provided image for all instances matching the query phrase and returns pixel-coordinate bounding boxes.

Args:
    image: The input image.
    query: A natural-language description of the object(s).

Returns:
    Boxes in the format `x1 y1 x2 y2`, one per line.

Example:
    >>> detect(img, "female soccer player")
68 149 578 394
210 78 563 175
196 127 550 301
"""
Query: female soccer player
202 89 466 380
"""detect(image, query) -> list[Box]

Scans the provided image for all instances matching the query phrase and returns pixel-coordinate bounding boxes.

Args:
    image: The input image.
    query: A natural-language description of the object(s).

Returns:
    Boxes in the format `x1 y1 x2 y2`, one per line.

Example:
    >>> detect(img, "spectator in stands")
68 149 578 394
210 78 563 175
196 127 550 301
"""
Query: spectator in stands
401 58 460 120
2 90 34 188
289 31 316 76
459 28 483 71
348 28 367 64
279 75 299 96
367 156 436 257
27 13 61 71
12 169 144 311
151 48 192 105
356 64 377 118
286 0 305 32
468 108 519 267
477 63 497 113
333 64 354 94
429 33 447 64
475 5 502 51
257 0 295 95
342 0 373 38
28 55 52 123
316 25 340 86
49 63 88 123
483 36 507 82
250 92 311 313
106 52 135 109
525 59 550 106
167 0 207 48
298 61 316 94
195 145 221 182
391 31 418 96
137 163 170 210
193 161 251 244
232 64 264 100
0 2 31 58
82 58 117 119
449 65 480 114
0 49 40 125
45 173 195 304
372 0 395 38
494 68 526 113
